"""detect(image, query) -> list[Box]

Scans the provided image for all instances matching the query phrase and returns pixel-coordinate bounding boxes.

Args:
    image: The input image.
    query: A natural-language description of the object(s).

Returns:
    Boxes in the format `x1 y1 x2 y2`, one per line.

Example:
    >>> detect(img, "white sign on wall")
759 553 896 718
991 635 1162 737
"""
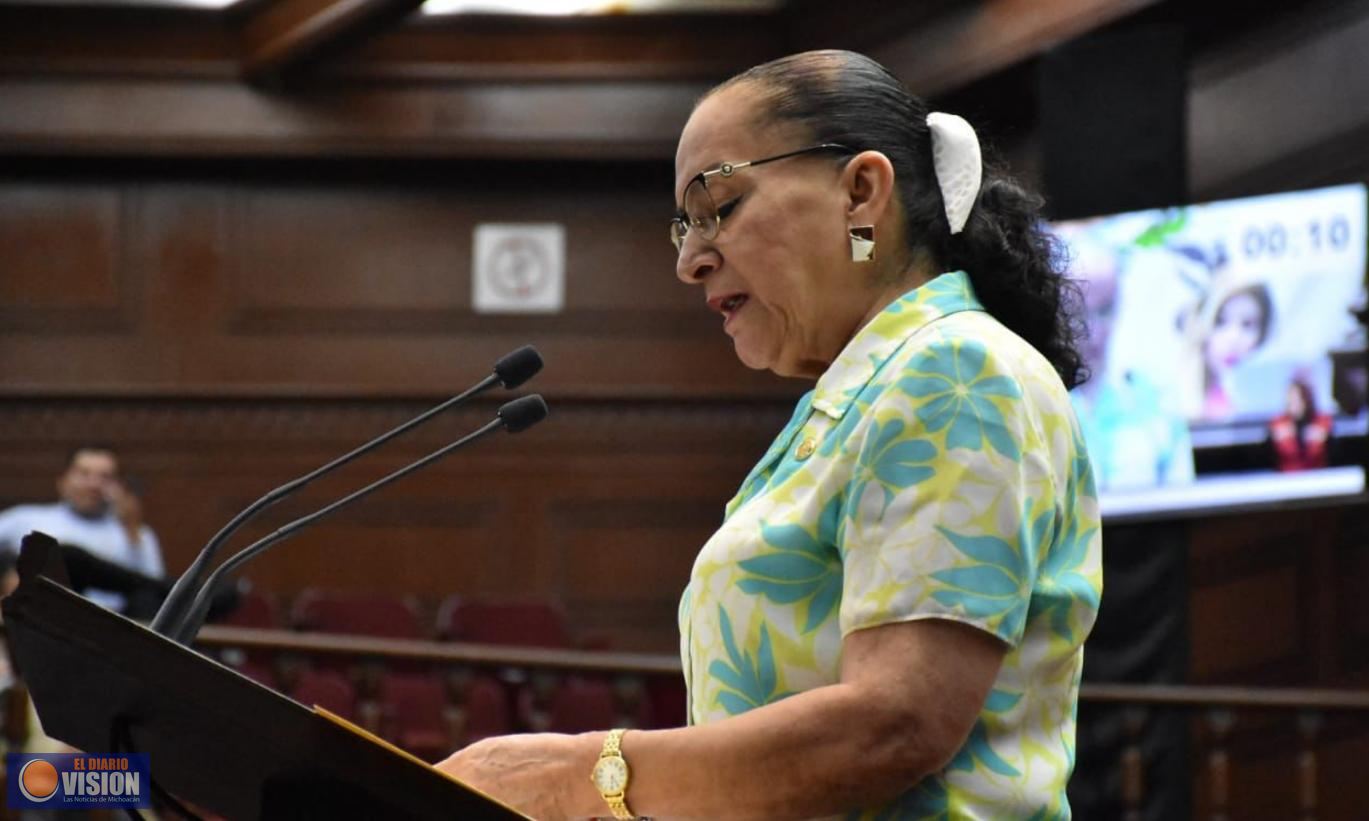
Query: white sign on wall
472 223 565 314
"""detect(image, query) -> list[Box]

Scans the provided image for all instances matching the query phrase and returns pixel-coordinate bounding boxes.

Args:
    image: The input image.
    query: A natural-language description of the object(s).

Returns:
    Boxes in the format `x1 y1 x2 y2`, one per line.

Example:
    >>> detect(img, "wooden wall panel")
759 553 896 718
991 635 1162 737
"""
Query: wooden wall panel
0 185 131 333
0 398 787 651
0 175 795 400
1189 567 1299 678
1186 506 1353 684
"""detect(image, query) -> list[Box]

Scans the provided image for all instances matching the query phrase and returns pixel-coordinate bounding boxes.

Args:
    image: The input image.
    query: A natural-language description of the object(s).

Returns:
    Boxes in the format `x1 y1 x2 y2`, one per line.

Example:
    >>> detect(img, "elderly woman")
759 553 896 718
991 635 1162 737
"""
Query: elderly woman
440 49 1102 820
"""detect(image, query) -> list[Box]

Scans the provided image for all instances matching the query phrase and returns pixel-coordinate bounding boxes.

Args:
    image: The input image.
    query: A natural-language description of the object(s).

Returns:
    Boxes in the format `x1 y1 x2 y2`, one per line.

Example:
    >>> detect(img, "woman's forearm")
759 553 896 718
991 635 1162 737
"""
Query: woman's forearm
566 681 939 821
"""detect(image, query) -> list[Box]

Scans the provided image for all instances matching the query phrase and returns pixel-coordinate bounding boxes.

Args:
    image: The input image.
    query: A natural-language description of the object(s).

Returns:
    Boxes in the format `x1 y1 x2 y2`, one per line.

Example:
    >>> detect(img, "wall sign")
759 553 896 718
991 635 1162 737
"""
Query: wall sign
472 223 565 314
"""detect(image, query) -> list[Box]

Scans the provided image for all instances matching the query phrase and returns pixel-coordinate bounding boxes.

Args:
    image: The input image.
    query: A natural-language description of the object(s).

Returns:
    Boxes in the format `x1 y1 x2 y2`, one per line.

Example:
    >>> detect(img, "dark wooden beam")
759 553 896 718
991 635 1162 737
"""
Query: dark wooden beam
326 13 782 82
784 0 973 53
0 75 708 159
239 0 427 85
793 0 1162 97
0 7 239 77
1187 0 1369 197
0 8 780 82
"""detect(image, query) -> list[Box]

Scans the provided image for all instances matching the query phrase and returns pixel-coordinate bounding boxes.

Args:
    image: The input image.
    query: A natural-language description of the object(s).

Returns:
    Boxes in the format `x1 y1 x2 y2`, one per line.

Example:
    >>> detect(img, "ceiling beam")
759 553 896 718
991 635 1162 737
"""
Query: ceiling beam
1188 1 1369 197
325 13 781 82
792 0 1162 97
0 75 708 160
239 0 427 86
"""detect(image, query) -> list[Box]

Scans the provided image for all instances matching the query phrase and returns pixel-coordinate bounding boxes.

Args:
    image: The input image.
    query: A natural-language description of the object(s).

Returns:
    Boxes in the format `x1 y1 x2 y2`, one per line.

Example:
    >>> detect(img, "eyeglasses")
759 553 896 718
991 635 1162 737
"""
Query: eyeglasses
669 143 855 253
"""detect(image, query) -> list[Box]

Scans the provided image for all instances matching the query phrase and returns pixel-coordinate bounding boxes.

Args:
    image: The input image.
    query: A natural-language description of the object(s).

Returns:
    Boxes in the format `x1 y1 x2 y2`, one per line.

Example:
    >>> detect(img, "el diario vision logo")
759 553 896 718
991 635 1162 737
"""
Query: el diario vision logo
7 752 151 810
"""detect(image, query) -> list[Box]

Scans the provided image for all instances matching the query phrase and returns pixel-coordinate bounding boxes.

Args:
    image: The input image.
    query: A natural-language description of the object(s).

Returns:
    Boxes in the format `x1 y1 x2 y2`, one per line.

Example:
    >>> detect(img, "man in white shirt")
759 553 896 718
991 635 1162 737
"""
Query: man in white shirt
0 446 164 614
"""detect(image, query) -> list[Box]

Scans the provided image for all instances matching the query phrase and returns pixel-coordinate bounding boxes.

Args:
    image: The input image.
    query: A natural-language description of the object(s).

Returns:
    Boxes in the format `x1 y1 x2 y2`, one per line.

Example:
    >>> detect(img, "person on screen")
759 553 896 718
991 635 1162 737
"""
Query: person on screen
0 445 165 615
1269 377 1335 471
1067 230 1195 490
437 49 1102 820
1184 278 1274 420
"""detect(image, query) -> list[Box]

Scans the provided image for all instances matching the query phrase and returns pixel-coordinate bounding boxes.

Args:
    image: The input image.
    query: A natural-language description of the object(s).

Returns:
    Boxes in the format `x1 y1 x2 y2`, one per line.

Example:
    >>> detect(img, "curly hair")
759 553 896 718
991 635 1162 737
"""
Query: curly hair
713 50 1087 389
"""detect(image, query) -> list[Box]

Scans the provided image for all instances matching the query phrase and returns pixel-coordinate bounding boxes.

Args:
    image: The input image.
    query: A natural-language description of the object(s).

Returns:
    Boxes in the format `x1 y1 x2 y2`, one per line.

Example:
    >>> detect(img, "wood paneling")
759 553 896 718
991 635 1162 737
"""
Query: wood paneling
0 76 709 160
1186 506 1353 684
1189 568 1299 678
240 0 426 85
0 397 787 651
0 185 133 333
0 174 796 399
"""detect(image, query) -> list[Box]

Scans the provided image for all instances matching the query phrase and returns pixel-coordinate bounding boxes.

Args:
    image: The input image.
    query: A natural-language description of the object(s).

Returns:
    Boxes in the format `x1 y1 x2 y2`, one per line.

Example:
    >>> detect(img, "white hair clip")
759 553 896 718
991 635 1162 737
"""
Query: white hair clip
926 111 982 234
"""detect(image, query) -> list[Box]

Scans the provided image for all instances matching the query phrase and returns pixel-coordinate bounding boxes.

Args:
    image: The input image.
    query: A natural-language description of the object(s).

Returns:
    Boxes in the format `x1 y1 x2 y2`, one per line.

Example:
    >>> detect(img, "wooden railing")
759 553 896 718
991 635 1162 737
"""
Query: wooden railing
1076 683 1369 821
198 625 682 675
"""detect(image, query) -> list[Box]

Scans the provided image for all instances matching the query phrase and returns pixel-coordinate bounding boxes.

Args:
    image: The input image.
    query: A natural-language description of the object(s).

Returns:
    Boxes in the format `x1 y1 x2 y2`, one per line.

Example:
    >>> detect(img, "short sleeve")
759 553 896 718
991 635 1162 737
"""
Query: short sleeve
138 528 165 578
0 507 26 555
837 333 1052 647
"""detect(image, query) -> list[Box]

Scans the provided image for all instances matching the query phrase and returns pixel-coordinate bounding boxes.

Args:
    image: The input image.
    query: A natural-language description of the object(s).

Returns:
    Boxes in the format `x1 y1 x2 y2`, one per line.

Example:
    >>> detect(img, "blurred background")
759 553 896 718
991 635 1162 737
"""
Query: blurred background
1 0 1367 818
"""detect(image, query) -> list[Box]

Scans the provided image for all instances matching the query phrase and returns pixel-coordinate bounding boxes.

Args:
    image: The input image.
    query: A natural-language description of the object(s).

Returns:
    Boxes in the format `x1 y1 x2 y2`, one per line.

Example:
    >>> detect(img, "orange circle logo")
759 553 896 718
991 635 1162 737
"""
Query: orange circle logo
18 759 59 802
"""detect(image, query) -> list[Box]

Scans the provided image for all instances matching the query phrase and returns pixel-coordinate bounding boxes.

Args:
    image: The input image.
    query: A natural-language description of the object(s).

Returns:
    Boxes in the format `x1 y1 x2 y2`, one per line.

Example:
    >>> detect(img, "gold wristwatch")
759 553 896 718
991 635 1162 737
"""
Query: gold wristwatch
590 728 635 820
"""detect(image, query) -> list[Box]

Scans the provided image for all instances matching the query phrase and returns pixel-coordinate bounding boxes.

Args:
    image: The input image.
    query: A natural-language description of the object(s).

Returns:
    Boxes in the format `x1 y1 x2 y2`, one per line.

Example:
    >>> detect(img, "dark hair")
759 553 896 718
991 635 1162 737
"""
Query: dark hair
65 444 118 471
1288 377 1317 422
713 50 1086 389
1216 283 1273 345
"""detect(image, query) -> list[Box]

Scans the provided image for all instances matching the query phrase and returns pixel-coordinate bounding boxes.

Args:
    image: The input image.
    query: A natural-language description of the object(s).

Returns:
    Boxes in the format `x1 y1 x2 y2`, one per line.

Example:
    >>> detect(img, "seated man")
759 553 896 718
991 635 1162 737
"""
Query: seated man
0 445 164 615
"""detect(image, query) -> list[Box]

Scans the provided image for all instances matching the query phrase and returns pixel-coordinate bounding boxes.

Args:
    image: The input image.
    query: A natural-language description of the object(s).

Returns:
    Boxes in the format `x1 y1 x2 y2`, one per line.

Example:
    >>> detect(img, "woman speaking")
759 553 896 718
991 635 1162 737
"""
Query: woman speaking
440 49 1103 820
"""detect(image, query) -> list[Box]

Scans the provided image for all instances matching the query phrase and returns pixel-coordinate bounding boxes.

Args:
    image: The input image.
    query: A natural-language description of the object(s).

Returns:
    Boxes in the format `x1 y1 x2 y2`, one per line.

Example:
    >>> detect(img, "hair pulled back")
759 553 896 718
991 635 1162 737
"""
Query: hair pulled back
714 50 1086 389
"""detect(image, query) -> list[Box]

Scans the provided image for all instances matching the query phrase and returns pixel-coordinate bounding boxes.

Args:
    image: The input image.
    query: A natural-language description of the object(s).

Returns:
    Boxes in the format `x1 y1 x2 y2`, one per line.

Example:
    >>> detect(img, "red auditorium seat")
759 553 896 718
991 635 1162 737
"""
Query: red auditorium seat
546 676 618 734
437 596 571 648
458 675 513 746
291 589 423 639
217 587 280 629
645 676 689 729
290 668 358 721
379 672 454 763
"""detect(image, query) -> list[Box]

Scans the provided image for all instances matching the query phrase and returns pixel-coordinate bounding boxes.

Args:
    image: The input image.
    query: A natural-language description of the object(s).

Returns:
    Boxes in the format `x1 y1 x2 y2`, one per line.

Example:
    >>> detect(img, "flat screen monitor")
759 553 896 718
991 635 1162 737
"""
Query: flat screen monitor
1052 183 1367 521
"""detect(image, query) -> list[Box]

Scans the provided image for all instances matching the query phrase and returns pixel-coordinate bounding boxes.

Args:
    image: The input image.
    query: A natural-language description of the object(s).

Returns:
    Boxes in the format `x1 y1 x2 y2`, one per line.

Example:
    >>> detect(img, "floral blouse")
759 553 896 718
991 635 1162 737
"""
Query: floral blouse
678 270 1103 819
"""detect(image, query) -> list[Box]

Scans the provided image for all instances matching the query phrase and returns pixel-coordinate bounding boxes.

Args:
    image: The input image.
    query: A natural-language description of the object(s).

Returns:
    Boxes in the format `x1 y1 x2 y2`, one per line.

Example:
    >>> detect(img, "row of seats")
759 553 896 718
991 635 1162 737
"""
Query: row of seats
219 589 577 648
214 588 686 760
234 664 686 763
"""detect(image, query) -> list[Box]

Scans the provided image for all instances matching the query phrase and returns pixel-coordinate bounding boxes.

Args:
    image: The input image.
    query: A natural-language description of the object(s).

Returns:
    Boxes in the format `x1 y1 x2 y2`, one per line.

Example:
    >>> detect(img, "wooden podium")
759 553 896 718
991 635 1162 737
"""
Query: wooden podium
1 531 525 820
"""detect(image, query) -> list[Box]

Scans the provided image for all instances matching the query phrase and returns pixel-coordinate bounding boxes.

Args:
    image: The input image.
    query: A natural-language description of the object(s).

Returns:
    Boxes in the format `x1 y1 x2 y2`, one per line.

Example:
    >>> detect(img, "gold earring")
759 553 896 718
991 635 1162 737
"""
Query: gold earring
849 225 875 262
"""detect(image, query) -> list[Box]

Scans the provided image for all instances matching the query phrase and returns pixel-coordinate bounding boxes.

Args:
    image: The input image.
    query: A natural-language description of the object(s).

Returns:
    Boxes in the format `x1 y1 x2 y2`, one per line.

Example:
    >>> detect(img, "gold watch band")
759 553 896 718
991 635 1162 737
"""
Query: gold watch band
606 796 634 820
603 727 625 758
599 728 635 820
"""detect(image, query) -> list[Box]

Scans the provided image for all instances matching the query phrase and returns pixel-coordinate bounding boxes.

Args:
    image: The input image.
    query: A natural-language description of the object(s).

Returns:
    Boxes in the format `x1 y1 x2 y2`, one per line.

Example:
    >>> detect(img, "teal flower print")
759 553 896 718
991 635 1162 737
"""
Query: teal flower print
738 507 843 634
931 503 1052 642
850 418 937 515
1032 512 1099 642
899 340 1022 460
946 690 1022 778
1072 432 1098 499
708 606 791 715
732 394 815 510
817 380 884 460
916 269 977 314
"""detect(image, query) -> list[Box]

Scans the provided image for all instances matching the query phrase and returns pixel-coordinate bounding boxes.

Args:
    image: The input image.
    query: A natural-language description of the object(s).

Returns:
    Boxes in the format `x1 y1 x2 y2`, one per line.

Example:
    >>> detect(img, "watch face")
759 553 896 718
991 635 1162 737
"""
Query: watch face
592 757 628 794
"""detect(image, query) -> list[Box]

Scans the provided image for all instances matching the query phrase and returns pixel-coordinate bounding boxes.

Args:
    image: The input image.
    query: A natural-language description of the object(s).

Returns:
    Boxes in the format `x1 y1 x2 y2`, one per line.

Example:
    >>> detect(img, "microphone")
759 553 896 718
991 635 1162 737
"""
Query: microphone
149 346 543 637
170 395 549 644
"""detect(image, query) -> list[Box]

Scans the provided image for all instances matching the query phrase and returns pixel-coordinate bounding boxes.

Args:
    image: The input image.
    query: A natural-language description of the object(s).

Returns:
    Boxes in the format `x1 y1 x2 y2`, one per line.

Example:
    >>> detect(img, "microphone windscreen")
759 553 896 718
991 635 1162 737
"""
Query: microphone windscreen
498 394 549 433
493 345 543 389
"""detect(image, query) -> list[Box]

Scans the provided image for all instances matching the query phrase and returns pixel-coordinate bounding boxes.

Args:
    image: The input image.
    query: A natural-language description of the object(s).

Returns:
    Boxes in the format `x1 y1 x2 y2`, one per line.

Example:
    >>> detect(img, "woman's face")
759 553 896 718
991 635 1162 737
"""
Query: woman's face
1286 384 1307 418
1205 291 1266 372
673 84 886 379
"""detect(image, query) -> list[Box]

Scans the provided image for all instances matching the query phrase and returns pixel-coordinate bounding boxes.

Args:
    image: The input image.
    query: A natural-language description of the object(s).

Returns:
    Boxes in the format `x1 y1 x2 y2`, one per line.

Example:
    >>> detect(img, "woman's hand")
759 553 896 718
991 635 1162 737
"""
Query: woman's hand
435 732 595 821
